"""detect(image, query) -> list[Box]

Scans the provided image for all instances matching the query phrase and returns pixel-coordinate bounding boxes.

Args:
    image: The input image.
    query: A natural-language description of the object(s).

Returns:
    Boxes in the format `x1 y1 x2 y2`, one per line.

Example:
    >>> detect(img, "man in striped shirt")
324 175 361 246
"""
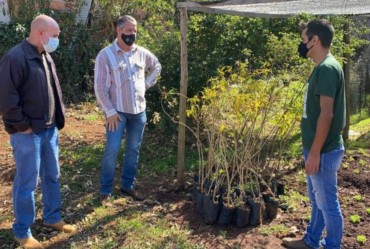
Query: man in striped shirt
94 15 161 203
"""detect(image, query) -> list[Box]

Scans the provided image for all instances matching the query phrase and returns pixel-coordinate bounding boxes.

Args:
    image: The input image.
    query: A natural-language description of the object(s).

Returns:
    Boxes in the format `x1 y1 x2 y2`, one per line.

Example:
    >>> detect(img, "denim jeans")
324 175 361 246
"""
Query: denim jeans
100 111 146 195
10 127 62 239
303 145 345 249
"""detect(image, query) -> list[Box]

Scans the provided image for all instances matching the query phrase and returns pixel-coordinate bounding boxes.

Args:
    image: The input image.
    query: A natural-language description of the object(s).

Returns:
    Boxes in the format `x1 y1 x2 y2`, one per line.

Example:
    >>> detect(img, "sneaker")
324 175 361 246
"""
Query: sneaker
121 188 145 201
44 220 76 233
15 236 44 249
282 238 313 249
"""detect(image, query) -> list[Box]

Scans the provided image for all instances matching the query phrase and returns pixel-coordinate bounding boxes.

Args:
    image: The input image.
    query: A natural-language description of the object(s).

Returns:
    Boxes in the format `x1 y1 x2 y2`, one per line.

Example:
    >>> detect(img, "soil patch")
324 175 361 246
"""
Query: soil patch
1 110 370 248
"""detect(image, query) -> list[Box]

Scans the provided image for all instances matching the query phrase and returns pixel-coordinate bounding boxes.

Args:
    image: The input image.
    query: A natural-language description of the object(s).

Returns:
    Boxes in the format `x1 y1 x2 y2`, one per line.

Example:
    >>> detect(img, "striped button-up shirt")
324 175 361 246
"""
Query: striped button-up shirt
94 40 161 117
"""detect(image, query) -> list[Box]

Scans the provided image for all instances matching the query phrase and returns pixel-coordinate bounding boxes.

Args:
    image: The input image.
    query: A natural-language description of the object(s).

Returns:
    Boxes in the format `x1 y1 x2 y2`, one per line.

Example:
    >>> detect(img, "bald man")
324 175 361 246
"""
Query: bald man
0 14 75 248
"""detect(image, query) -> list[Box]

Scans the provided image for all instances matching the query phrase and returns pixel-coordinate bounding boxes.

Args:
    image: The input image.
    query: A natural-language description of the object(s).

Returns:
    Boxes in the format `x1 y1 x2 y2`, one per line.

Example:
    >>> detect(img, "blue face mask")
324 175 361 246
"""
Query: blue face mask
43 36 59 53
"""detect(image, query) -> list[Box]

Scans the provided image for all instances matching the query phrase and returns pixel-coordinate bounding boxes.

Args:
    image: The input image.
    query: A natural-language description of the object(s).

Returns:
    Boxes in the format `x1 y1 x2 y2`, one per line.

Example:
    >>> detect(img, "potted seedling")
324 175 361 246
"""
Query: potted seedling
187 59 304 228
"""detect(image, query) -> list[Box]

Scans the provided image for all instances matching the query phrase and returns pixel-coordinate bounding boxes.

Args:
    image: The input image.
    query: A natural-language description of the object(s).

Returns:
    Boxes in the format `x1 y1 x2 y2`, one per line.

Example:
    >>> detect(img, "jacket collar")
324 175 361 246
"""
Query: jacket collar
22 40 42 60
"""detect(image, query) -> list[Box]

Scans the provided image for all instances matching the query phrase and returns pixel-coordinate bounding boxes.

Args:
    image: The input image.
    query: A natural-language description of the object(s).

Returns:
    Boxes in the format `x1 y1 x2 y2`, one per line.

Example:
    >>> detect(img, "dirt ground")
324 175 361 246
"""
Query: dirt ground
1 110 370 249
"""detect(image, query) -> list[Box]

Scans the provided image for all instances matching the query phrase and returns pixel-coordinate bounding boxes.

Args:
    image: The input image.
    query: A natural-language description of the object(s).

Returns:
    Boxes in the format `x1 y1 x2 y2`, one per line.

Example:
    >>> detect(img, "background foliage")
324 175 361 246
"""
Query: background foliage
0 0 369 141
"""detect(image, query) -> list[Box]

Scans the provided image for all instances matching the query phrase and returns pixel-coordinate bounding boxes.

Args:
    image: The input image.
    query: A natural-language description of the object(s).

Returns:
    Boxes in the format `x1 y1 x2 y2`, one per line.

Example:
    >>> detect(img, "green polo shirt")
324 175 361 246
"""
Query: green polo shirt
301 55 346 153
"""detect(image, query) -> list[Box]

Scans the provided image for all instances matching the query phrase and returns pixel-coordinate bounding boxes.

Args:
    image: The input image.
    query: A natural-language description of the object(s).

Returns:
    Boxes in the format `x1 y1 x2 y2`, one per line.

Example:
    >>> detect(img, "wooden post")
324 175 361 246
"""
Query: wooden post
177 6 188 189
343 21 350 141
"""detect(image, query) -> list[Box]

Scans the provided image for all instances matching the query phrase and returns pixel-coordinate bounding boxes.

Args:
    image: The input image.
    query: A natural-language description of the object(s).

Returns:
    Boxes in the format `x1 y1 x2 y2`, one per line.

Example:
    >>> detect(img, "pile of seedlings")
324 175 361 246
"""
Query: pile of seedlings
187 61 304 227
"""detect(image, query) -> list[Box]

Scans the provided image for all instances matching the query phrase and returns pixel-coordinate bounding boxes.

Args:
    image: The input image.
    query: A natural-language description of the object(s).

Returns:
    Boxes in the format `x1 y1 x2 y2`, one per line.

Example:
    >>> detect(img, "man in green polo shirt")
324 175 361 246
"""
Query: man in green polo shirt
282 19 346 249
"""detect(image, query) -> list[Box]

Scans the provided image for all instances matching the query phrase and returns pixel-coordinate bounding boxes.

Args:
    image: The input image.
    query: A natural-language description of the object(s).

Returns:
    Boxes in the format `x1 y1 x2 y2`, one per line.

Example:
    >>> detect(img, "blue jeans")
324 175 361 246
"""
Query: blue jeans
303 145 345 249
10 127 62 239
100 111 146 195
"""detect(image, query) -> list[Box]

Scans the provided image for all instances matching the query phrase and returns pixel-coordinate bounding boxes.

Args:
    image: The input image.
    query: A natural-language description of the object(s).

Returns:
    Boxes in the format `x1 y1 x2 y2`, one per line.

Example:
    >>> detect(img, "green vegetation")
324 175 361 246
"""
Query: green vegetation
259 224 290 236
218 230 228 238
70 206 201 249
0 213 12 225
366 208 370 216
357 235 367 245
359 159 367 167
347 117 370 149
350 107 370 125
1 1 370 248
187 56 306 205
353 194 363 202
358 148 370 157
349 214 361 224
2 2 369 140
279 190 309 212
341 162 349 170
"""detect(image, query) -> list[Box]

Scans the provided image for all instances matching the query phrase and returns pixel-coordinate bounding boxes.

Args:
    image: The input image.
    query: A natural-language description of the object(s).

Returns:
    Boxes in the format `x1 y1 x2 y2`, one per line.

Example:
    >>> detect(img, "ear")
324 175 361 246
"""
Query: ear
39 29 46 36
312 35 320 46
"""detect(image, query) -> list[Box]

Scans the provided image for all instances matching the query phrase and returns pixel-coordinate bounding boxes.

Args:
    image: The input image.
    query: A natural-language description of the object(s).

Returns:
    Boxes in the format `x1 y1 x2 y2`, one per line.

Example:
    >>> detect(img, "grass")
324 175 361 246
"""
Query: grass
81 114 100 122
349 105 370 125
279 189 309 212
3 104 370 248
49 113 203 248
0 231 14 249
296 170 307 184
59 144 104 192
68 205 202 249
0 213 12 224
140 142 199 173
258 224 290 236
218 230 228 238
347 114 370 149
52 106 370 248
358 148 370 157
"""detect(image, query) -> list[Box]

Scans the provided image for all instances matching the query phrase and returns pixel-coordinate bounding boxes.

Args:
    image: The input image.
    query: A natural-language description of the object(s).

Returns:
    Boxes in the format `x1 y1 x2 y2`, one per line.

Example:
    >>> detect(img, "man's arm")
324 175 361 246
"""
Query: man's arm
94 51 121 131
305 95 334 175
94 51 117 117
0 53 31 132
144 51 161 90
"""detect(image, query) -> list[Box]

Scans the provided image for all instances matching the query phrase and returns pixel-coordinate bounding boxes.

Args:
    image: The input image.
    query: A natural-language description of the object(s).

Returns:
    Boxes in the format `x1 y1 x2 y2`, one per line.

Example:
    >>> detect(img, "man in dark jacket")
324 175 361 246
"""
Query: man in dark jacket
0 14 75 249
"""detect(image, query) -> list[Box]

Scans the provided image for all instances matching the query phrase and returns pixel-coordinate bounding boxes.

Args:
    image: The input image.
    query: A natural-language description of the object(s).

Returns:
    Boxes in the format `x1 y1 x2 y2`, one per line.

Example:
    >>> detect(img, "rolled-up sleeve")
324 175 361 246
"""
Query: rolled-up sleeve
94 51 117 118
144 52 161 90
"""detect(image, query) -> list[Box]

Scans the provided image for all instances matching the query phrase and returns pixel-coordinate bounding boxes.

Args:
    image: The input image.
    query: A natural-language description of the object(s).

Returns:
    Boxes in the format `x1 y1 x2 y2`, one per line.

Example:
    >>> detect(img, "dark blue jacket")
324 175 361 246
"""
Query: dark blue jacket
0 40 65 134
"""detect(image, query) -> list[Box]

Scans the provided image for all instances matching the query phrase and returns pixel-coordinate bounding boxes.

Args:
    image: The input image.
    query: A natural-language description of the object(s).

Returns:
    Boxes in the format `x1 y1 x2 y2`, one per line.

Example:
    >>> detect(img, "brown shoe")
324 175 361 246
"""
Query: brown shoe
15 236 44 249
44 220 76 233
100 194 112 207
121 188 145 201
282 238 313 249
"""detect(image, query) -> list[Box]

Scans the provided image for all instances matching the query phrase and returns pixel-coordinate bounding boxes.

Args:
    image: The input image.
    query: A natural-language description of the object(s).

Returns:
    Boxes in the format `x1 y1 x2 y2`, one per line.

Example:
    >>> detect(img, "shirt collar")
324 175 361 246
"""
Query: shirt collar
113 39 137 54
22 40 41 60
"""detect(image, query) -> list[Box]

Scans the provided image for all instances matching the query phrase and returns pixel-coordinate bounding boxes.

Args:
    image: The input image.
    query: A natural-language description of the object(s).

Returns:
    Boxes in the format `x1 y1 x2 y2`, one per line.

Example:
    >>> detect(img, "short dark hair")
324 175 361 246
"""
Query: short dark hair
116 15 137 28
300 19 334 48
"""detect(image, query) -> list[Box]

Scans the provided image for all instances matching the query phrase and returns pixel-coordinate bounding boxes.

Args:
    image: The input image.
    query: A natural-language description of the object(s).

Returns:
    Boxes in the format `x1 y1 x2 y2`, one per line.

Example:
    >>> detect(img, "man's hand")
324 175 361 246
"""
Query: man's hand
305 151 320 175
19 128 32 134
106 113 121 132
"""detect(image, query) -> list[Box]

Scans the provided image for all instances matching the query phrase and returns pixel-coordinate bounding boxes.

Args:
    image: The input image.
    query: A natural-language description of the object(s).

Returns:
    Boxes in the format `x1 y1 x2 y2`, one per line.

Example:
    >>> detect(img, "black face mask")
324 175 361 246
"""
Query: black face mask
298 40 311 58
121 33 136 46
